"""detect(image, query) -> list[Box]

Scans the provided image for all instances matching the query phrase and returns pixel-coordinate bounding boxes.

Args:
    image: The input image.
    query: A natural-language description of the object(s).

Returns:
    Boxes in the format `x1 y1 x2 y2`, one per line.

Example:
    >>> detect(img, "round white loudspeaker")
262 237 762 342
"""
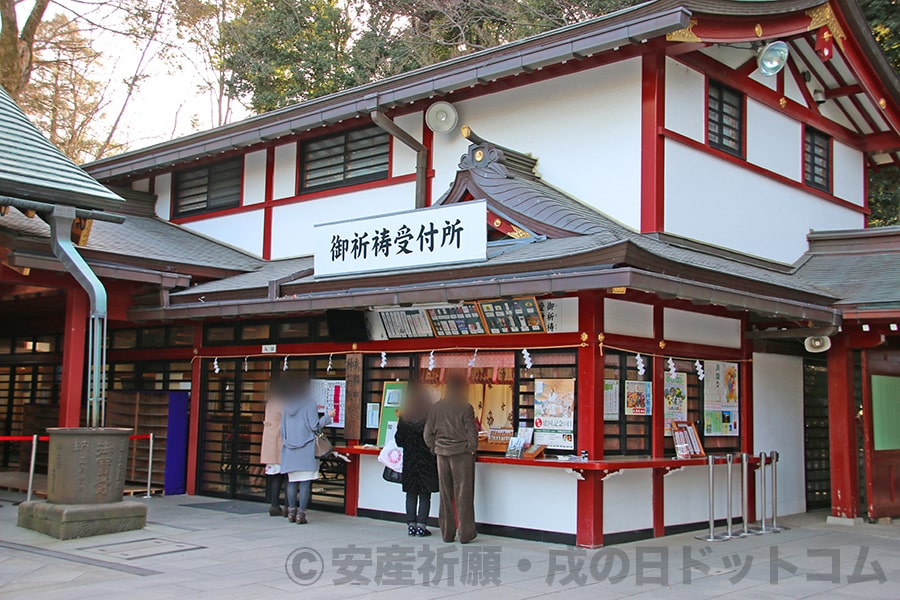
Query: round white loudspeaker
804 336 831 353
425 101 458 134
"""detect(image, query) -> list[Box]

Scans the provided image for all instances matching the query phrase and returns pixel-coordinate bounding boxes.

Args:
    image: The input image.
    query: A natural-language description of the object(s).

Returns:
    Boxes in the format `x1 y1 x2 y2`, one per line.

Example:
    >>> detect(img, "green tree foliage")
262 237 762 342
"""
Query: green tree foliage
222 0 354 112
859 0 899 227
347 0 634 82
868 167 900 227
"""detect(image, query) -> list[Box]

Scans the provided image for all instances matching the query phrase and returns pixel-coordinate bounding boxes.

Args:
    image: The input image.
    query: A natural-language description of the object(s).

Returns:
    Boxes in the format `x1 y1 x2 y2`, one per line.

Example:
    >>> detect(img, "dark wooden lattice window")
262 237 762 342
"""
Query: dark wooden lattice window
804 127 831 192
173 157 242 216
300 125 390 193
707 81 744 156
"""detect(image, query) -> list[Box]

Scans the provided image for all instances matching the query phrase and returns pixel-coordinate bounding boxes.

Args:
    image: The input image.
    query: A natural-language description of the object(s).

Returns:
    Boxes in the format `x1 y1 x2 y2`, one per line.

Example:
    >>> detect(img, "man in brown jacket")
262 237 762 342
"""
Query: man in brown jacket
424 375 479 543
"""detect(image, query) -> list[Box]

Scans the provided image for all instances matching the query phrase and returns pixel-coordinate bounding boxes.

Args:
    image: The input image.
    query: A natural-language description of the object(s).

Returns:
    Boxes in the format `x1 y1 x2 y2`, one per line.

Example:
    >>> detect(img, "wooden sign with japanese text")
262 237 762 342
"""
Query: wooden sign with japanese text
313 201 487 277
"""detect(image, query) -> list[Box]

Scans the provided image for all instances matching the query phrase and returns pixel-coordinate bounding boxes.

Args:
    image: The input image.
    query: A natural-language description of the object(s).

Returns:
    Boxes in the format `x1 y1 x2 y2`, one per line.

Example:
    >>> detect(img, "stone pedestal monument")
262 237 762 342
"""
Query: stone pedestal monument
18 428 148 539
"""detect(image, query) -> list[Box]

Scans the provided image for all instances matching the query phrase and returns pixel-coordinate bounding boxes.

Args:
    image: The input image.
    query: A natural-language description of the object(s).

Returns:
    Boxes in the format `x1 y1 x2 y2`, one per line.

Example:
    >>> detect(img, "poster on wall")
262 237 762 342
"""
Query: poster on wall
703 361 739 436
663 373 688 436
603 380 620 420
379 309 434 338
426 303 486 336
533 378 575 450
312 379 347 428
377 382 406 446
478 298 545 334
624 380 652 415
366 403 380 429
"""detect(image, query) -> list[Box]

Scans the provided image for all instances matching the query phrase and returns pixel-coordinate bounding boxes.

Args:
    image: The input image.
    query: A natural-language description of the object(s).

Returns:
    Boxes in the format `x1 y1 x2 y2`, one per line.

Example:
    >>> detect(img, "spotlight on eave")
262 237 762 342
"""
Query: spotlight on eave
757 41 789 77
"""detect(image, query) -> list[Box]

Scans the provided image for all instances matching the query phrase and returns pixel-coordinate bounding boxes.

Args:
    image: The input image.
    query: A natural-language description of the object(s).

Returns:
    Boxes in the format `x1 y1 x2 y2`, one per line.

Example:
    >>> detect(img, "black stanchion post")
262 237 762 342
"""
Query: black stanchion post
696 455 727 542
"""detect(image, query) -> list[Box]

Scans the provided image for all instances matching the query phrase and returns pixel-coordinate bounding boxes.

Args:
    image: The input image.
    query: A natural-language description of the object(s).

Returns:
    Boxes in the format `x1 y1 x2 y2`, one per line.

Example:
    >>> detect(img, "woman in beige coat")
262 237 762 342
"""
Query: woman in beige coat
261 378 287 516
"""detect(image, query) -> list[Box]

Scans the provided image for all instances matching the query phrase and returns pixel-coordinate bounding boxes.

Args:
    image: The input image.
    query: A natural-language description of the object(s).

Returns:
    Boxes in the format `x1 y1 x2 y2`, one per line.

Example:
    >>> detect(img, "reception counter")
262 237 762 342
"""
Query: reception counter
338 447 767 545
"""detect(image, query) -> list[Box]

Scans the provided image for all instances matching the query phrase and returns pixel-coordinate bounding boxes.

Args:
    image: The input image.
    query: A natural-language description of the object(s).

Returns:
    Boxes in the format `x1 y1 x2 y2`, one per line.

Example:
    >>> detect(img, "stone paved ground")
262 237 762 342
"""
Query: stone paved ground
0 492 898 599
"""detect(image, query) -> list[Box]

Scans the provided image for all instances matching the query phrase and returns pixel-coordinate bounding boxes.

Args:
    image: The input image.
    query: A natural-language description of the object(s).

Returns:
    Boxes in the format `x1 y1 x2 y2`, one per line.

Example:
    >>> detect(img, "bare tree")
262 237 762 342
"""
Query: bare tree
0 0 52 99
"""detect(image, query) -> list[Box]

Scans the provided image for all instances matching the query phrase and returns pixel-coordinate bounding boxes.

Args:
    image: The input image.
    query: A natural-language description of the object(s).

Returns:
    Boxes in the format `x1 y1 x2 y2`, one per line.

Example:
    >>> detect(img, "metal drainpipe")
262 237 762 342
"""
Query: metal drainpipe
44 205 109 428
370 111 428 209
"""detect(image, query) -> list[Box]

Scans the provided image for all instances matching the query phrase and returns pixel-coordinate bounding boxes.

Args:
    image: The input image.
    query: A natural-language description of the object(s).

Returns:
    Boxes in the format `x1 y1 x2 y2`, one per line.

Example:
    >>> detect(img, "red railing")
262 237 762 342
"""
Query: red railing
0 433 155 501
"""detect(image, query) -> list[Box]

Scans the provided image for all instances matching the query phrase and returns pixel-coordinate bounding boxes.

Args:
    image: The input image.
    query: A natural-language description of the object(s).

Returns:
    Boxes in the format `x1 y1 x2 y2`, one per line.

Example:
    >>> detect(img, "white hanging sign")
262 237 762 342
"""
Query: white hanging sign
314 201 487 277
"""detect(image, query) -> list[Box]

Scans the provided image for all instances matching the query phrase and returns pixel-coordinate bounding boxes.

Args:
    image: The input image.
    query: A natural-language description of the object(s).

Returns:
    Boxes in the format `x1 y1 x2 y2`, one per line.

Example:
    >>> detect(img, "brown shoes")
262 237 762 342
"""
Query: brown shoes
287 508 297 523
268 506 282 517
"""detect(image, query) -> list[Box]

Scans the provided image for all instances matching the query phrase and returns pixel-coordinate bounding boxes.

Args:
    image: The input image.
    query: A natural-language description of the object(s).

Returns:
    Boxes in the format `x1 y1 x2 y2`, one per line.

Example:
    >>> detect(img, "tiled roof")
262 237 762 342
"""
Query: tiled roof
793 226 900 308
173 257 313 296
0 86 122 210
0 208 261 273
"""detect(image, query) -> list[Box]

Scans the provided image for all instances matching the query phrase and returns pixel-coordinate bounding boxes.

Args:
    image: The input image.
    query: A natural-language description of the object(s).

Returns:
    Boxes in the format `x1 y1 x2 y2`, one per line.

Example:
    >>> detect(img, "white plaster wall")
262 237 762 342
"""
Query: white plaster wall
270 181 416 258
392 112 423 177
665 58 705 142
747 99 802 181
749 70 777 91
604 298 654 338
430 58 643 229
273 143 297 200
664 140 864 263
243 149 267 205
752 352 806 517
833 140 865 206
153 173 172 220
357 455 577 534
664 463 743 526
182 209 264 256
701 45 755 70
603 470 653 533
784 71 808 107
664 308 742 349
819 101 855 130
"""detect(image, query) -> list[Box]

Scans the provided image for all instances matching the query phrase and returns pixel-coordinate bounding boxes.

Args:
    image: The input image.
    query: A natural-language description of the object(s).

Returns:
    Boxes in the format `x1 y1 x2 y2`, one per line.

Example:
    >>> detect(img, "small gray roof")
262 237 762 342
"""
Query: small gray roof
0 86 122 210
0 207 261 273
794 226 900 309
174 257 313 296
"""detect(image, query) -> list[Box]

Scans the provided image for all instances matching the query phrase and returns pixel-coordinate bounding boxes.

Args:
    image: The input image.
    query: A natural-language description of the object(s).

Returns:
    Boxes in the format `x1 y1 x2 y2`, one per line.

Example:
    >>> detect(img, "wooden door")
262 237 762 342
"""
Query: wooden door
862 349 900 519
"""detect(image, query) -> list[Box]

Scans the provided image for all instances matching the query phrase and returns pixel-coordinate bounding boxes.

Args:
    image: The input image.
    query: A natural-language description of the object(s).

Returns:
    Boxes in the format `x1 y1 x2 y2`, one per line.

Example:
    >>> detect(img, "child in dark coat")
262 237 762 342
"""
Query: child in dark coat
394 382 439 537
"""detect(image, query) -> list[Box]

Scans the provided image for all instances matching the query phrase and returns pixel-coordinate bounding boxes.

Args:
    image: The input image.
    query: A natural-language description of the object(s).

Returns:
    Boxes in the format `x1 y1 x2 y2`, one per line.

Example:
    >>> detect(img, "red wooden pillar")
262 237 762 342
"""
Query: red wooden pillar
640 48 666 233
59 288 89 427
740 327 756 522
344 449 360 517
185 325 203 495
827 334 859 518
651 307 666 536
576 291 604 547
261 147 275 260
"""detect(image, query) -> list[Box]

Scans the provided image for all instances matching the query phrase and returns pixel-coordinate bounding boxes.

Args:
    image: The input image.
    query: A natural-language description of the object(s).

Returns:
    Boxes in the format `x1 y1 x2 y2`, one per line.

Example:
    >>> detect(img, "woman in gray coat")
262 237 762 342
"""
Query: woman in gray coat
280 378 333 524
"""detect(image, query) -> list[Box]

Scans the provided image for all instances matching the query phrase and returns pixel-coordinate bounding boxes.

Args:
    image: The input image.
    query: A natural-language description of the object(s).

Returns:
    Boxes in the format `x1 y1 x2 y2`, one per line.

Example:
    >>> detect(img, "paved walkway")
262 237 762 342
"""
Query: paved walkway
0 491 897 599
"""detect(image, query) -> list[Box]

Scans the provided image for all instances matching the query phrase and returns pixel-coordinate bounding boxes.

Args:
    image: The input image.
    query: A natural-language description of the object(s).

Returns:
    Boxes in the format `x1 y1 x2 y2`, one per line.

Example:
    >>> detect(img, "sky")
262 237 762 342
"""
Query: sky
35 1 251 158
